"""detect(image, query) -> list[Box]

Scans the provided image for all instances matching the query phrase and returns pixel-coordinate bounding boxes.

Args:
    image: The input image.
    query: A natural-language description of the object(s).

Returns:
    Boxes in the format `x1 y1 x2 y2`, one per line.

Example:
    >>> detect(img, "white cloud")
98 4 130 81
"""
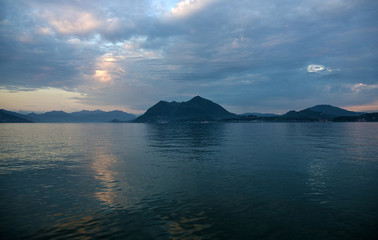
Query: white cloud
92 54 128 84
170 0 219 18
307 64 325 72
307 64 339 73
39 6 101 36
37 27 54 36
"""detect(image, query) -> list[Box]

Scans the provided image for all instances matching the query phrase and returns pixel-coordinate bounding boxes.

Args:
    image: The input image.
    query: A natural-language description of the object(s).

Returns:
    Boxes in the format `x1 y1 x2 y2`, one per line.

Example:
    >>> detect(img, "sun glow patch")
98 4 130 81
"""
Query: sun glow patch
95 70 112 83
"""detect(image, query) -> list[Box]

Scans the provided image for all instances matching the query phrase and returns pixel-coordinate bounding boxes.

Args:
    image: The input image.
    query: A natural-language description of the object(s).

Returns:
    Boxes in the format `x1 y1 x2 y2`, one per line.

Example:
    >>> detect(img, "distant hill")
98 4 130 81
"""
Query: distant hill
240 112 279 117
0 109 33 123
305 105 364 117
134 96 237 123
282 105 364 121
69 110 135 122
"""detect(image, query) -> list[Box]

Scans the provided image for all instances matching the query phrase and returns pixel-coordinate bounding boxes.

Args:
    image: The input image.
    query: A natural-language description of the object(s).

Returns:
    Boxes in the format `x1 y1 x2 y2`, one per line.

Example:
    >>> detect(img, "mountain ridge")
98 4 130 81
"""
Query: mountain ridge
0 109 136 123
1 101 375 123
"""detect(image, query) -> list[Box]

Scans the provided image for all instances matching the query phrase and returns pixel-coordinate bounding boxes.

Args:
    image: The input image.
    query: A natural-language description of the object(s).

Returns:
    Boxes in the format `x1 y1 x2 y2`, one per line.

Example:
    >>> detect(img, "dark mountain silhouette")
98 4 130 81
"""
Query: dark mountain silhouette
305 105 364 117
134 96 237 122
240 112 279 117
0 109 33 123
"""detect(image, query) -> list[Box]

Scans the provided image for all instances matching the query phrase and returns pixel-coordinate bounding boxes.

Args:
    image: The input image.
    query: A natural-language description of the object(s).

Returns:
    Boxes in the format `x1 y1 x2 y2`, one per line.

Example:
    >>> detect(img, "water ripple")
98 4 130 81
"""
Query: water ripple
1 123 378 239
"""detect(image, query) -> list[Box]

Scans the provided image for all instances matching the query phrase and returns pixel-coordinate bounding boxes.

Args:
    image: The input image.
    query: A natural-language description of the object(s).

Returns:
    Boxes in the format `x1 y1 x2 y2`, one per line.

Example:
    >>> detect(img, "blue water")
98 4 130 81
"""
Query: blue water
0 123 377 239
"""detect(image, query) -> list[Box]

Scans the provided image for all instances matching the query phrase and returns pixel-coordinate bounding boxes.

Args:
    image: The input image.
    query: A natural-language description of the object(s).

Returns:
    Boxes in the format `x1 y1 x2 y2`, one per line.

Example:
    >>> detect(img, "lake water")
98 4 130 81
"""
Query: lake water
0 123 377 239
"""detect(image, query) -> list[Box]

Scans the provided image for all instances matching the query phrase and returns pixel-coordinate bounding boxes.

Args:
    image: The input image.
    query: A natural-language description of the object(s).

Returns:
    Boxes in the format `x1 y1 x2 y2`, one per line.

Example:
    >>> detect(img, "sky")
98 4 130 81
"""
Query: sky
0 0 377 114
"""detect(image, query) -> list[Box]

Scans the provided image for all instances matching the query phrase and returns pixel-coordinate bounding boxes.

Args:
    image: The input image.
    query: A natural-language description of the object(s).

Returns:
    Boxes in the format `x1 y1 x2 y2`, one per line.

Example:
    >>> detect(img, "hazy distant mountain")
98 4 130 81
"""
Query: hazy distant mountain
0 109 33 123
0 109 135 123
28 111 75 122
305 105 364 117
0 109 136 123
70 110 135 122
134 96 237 122
240 113 279 117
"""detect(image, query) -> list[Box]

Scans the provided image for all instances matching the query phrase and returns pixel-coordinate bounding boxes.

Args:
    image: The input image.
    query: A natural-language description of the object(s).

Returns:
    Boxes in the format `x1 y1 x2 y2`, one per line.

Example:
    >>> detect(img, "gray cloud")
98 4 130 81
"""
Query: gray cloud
1 0 377 113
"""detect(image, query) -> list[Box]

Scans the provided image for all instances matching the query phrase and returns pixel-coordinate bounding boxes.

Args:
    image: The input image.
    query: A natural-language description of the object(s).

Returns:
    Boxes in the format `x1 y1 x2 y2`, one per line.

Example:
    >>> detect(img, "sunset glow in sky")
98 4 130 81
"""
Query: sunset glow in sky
1 0 377 114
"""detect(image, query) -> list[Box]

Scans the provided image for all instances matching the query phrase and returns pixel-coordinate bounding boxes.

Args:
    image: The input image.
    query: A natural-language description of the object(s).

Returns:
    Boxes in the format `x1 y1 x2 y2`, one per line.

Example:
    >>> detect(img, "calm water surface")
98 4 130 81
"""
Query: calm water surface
0 123 377 239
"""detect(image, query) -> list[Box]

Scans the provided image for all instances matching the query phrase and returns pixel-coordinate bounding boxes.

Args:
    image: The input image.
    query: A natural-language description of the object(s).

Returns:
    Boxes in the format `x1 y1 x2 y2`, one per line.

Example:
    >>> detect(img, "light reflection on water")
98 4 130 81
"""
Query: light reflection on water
92 145 123 208
0 123 378 239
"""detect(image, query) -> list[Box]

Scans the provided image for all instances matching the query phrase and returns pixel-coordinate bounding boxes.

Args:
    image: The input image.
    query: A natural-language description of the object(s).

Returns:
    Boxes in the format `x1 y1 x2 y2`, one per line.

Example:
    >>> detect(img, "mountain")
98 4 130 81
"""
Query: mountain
2 103 373 123
305 105 364 117
134 96 237 122
0 109 33 123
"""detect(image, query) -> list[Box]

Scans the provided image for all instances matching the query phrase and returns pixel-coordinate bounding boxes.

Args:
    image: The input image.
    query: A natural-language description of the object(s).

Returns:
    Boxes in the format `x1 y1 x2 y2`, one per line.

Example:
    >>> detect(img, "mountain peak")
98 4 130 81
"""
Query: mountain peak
188 96 214 104
78 109 104 113
134 96 236 122
44 110 69 115
191 95 204 100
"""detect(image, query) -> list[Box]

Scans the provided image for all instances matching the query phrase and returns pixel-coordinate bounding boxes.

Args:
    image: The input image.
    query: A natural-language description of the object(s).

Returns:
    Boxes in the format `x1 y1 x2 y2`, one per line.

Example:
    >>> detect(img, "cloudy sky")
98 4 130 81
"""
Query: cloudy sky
1 0 377 114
